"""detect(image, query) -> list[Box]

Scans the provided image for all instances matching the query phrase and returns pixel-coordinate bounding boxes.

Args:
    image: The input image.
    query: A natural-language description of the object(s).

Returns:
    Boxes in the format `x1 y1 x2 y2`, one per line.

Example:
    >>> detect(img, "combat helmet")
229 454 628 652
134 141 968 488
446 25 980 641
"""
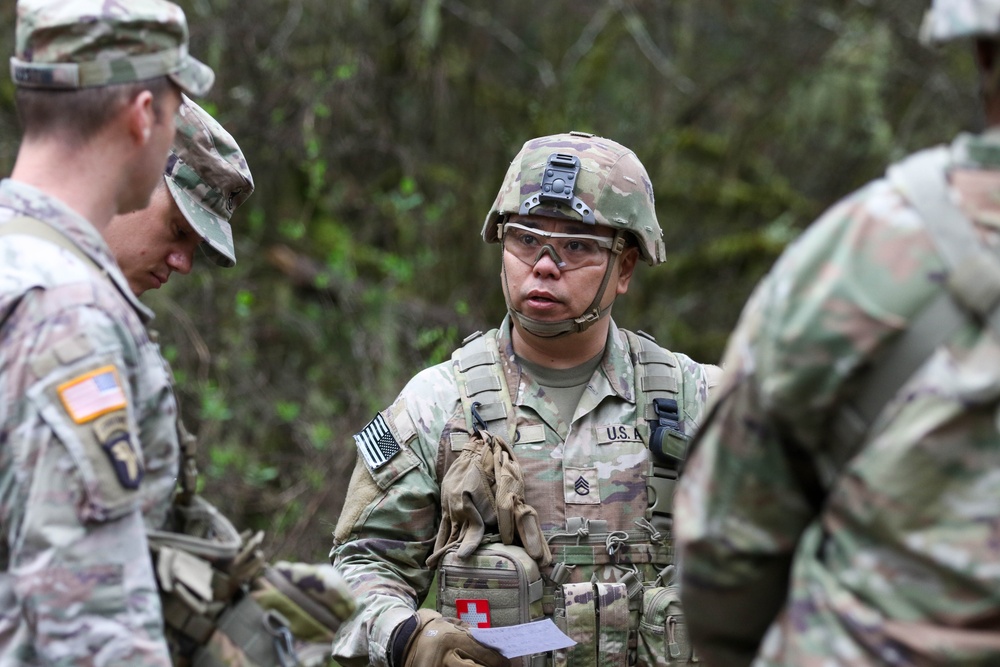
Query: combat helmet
483 131 665 265
920 0 1000 44
483 131 664 338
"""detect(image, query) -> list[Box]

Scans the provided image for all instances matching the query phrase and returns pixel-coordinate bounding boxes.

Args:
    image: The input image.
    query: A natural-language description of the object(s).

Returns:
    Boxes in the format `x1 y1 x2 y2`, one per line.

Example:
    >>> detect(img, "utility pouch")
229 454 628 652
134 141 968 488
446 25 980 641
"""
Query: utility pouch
147 495 278 666
438 541 544 667
251 562 355 643
636 585 696 666
191 595 297 667
595 582 630 667
553 582 596 667
552 581 631 667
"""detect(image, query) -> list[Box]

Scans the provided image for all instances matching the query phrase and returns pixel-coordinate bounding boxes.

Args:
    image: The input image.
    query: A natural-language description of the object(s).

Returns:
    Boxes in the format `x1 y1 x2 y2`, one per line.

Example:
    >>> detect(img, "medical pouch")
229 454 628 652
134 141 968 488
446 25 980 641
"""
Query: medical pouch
636 584 695 666
438 542 544 666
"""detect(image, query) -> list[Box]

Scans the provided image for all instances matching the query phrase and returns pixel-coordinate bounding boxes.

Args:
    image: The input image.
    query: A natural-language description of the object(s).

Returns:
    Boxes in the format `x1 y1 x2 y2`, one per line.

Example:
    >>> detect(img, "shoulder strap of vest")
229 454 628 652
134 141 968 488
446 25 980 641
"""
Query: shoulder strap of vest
835 146 1000 454
0 215 104 274
625 329 683 429
452 330 517 443
0 215 109 335
624 329 686 534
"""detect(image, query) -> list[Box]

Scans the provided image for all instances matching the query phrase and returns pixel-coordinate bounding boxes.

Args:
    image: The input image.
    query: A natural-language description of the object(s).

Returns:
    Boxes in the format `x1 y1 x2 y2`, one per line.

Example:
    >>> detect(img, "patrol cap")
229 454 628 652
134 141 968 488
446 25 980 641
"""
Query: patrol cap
920 0 1000 44
10 0 214 96
164 95 253 268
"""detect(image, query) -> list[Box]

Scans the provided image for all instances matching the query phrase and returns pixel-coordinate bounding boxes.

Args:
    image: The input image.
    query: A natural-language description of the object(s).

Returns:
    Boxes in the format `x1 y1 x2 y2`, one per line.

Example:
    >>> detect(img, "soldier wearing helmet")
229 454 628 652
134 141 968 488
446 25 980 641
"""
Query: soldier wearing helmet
330 132 718 667
676 2 1000 665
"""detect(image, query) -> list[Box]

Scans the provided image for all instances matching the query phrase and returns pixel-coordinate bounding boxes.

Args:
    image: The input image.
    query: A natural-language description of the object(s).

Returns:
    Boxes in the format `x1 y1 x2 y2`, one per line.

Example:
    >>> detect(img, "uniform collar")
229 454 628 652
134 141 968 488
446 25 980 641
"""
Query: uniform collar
497 315 635 405
0 179 154 322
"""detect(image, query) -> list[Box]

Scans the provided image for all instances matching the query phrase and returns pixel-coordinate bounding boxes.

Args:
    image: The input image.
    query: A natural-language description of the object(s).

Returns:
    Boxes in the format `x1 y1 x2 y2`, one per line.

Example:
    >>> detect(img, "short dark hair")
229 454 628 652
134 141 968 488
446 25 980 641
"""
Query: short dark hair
15 76 175 146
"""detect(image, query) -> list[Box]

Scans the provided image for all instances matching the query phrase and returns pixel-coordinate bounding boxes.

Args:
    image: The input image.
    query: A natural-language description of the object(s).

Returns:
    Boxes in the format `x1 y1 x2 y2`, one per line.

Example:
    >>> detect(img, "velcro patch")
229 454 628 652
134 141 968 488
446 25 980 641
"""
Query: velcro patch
93 412 144 489
57 366 127 424
456 599 492 628
565 466 600 505
596 424 643 445
353 413 400 471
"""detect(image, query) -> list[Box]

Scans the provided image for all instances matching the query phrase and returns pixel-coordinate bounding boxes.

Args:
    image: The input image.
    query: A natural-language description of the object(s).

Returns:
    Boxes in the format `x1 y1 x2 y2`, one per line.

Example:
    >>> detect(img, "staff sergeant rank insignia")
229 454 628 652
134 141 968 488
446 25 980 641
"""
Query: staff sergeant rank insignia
353 413 400 471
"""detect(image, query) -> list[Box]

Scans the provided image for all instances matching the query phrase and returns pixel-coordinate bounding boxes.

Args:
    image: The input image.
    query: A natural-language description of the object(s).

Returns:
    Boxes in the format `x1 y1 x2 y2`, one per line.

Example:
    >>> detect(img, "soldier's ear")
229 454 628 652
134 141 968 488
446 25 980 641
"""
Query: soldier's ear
616 246 640 295
124 90 156 147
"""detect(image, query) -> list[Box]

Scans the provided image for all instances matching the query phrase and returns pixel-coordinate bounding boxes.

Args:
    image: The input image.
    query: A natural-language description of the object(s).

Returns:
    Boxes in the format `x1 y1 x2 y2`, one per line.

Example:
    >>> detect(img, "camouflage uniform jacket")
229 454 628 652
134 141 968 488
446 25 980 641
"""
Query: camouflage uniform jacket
331 317 713 667
675 130 1000 667
0 179 178 665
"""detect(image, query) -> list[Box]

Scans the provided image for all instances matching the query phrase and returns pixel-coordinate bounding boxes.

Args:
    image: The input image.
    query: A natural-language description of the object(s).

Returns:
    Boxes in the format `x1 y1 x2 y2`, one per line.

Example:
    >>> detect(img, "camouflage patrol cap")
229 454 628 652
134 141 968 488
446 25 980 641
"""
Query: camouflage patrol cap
920 0 1000 44
163 95 253 268
10 0 213 96
483 131 666 265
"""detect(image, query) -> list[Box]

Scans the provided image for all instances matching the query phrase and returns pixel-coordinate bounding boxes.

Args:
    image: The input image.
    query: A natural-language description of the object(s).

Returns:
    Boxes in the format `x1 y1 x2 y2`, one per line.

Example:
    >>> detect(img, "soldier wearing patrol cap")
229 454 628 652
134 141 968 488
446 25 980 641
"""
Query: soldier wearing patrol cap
0 0 212 664
675 2 1000 665
101 93 360 667
105 95 254 295
330 132 719 667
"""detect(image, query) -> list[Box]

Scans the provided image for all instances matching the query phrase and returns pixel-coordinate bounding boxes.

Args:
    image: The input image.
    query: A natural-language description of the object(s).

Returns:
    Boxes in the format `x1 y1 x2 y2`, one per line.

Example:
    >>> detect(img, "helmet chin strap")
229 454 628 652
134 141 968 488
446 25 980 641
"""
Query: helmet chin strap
503 231 625 340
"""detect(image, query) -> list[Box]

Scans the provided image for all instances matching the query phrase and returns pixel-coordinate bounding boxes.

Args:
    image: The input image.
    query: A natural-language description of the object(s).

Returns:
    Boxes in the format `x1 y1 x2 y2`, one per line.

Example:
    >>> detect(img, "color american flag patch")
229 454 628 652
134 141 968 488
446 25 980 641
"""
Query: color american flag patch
353 413 400 470
57 366 127 424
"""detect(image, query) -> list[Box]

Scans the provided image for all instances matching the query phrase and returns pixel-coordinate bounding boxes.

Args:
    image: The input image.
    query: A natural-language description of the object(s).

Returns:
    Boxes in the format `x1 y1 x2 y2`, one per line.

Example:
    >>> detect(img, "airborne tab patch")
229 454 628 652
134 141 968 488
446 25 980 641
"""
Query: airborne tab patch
354 413 401 471
57 366 127 424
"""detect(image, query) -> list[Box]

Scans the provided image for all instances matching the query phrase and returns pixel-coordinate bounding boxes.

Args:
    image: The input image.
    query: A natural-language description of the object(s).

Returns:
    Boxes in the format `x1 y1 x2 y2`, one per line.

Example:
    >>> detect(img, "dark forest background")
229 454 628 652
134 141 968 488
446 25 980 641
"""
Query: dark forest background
0 0 981 564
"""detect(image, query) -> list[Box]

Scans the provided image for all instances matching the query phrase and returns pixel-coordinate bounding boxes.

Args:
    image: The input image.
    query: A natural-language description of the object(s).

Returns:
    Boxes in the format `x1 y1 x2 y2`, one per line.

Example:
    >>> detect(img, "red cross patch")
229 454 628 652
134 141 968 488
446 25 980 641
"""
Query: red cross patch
455 599 492 628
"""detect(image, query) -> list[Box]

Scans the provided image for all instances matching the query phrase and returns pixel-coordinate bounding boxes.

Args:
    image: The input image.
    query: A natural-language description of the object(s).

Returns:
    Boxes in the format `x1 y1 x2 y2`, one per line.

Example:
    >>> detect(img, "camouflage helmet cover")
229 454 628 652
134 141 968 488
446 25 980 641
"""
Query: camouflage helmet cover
482 131 666 265
164 95 253 268
920 0 1000 44
11 0 214 96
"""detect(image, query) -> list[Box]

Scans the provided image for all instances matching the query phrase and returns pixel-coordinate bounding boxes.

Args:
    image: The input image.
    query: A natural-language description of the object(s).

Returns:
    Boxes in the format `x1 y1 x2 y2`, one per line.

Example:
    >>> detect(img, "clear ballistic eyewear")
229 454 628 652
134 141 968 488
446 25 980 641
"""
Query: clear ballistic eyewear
500 222 615 271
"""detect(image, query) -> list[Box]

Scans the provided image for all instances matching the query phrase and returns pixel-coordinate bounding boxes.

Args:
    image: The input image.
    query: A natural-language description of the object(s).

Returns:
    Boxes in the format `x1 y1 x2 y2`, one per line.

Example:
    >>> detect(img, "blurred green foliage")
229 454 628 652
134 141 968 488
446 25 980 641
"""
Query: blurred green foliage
0 0 980 563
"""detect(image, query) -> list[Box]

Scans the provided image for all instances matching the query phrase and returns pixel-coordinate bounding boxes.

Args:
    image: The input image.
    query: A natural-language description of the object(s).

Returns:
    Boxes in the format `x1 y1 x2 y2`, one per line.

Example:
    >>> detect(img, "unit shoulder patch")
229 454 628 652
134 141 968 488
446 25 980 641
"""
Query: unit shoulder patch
93 411 144 489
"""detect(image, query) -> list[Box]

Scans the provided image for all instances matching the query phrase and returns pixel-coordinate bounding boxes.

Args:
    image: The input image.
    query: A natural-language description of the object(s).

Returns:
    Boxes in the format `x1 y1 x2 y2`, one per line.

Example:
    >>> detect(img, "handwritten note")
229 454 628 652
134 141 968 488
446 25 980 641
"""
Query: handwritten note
470 619 576 658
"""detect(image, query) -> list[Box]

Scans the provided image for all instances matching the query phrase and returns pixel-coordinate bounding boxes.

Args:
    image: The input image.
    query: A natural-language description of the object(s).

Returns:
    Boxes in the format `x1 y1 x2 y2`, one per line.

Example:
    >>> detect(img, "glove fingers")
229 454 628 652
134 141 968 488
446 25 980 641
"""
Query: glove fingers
514 504 552 566
456 510 486 558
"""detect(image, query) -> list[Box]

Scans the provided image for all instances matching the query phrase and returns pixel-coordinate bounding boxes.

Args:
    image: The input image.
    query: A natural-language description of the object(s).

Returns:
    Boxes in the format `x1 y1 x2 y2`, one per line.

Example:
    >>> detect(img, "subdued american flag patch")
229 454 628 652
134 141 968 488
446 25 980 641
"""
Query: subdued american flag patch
353 413 400 470
57 366 127 424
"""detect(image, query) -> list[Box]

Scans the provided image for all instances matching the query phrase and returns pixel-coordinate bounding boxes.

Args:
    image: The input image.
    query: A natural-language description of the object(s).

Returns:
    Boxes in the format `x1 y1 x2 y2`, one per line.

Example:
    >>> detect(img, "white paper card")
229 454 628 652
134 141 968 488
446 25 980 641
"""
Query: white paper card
470 619 576 658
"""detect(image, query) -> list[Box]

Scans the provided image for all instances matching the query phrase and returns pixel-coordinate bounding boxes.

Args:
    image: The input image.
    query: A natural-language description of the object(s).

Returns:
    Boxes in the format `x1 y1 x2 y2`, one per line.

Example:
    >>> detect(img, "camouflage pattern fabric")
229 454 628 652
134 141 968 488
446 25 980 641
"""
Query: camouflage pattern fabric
921 0 1000 44
675 129 1000 666
252 561 357 644
330 317 713 667
0 179 180 664
482 131 665 266
165 96 254 268
11 0 213 95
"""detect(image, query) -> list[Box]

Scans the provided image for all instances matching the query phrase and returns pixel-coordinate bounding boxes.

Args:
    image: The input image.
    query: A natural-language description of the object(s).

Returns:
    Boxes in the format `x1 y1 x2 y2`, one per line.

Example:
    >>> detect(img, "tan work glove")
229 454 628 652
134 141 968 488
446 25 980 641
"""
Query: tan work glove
399 609 510 667
427 441 499 567
490 435 552 566
427 429 550 568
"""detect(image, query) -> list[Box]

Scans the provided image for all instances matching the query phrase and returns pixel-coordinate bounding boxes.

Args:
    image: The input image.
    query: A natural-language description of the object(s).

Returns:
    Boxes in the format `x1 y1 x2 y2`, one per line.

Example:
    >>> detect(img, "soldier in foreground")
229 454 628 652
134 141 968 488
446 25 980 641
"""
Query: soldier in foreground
675 2 1000 665
331 132 717 667
0 0 213 663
